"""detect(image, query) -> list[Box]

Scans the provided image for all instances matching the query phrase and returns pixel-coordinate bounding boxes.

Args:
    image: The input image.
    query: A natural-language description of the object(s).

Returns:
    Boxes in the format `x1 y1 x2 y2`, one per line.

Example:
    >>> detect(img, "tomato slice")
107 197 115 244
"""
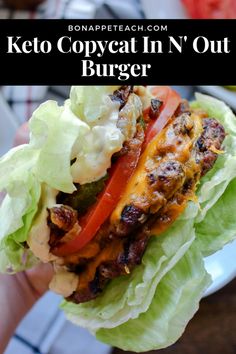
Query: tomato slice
52 134 143 257
182 0 236 19
53 86 181 257
144 86 181 146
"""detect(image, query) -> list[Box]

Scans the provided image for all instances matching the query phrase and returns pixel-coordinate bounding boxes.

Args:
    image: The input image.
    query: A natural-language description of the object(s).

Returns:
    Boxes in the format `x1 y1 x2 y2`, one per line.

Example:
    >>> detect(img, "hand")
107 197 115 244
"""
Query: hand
14 121 30 146
24 262 54 300
0 263 54 353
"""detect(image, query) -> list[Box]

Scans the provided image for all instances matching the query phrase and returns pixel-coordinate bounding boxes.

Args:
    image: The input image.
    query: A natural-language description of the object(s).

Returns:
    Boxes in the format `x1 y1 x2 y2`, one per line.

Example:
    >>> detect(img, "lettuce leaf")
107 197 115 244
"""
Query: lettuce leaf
61 203 198 331
196 178 236 256
0 142 41 272
96 244 211 352
192 93 236 255
192 93 236 222
30 100 89 193
0 144 38 193
70 86 120 123
0 175 41 273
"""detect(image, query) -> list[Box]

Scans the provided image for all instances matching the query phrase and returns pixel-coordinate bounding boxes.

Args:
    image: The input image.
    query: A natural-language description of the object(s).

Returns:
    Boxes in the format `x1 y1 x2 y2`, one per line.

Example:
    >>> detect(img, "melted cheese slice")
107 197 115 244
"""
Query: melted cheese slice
110 112 203 226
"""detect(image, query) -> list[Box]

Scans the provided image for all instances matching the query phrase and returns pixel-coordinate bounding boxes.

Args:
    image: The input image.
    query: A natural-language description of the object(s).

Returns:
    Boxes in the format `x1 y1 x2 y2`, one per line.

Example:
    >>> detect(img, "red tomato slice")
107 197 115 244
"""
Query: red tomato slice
53 86 181 257
182 0 236 19
144 86 181 146
53 134 143 257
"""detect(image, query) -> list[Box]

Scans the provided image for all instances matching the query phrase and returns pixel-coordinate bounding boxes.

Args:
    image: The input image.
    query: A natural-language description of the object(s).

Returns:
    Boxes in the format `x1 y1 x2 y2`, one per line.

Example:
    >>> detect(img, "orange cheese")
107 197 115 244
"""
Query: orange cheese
110 112 202 227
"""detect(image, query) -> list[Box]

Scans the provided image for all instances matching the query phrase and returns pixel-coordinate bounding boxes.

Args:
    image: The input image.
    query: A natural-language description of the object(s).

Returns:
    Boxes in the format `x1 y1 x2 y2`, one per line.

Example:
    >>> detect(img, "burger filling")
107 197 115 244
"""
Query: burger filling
45 87 225 303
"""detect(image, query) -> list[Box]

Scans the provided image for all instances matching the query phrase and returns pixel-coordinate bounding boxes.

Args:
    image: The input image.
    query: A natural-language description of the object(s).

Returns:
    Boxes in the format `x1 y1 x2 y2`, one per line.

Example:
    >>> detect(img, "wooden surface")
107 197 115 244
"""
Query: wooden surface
112 278 236 354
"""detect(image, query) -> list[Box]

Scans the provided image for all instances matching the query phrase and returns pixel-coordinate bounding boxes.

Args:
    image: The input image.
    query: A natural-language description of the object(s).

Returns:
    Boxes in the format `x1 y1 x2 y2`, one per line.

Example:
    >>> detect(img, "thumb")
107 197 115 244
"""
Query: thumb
14 122 29 146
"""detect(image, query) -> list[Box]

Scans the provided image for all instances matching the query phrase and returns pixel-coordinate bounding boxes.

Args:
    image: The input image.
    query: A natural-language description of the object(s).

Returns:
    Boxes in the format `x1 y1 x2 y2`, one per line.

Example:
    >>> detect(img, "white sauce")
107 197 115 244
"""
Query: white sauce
28 186 79 297
70 95 124 185
28 185 58 263
49 265 79 297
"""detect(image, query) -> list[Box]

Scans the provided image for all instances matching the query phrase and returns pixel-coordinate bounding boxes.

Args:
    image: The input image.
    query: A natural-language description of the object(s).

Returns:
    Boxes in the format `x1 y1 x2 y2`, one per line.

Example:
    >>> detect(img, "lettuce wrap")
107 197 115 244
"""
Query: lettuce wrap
0 88 236 352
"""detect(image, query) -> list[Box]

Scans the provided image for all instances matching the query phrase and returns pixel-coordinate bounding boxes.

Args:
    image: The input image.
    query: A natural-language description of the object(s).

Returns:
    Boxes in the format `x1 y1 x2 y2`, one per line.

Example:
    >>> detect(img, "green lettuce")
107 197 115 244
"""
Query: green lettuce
70 86 120 123
97 244 211 352
30 100 89 193
192 93 236 255
0 175 41 273
196 178 236 256
0 144 38 193
0 142 40 272
192 93 236 223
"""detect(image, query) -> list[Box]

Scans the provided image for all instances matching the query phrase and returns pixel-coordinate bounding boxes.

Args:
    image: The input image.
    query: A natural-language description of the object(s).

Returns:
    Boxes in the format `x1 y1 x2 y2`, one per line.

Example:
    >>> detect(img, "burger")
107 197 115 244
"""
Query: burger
0 85 236 352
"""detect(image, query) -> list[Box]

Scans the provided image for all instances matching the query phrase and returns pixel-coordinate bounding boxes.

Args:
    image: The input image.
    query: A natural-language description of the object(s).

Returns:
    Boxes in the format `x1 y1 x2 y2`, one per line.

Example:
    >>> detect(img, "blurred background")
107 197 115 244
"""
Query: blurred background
1 0 236 19
1 0 236 354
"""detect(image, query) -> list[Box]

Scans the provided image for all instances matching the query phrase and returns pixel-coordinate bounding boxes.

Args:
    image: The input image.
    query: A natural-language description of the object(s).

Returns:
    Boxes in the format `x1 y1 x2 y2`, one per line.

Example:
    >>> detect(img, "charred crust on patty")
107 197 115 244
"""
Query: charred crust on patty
109 86 134 109
149 98 163 119
196 118 225 176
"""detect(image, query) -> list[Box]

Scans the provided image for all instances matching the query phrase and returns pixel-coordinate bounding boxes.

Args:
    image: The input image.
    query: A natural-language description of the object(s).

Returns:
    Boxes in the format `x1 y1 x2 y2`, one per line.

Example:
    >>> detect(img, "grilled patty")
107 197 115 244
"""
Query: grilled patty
47 94 225 304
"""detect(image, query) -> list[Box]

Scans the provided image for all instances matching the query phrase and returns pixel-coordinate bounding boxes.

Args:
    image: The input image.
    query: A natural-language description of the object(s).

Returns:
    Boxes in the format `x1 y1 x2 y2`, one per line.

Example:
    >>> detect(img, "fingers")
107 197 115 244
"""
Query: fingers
14 122 29 146
25 263 54 298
